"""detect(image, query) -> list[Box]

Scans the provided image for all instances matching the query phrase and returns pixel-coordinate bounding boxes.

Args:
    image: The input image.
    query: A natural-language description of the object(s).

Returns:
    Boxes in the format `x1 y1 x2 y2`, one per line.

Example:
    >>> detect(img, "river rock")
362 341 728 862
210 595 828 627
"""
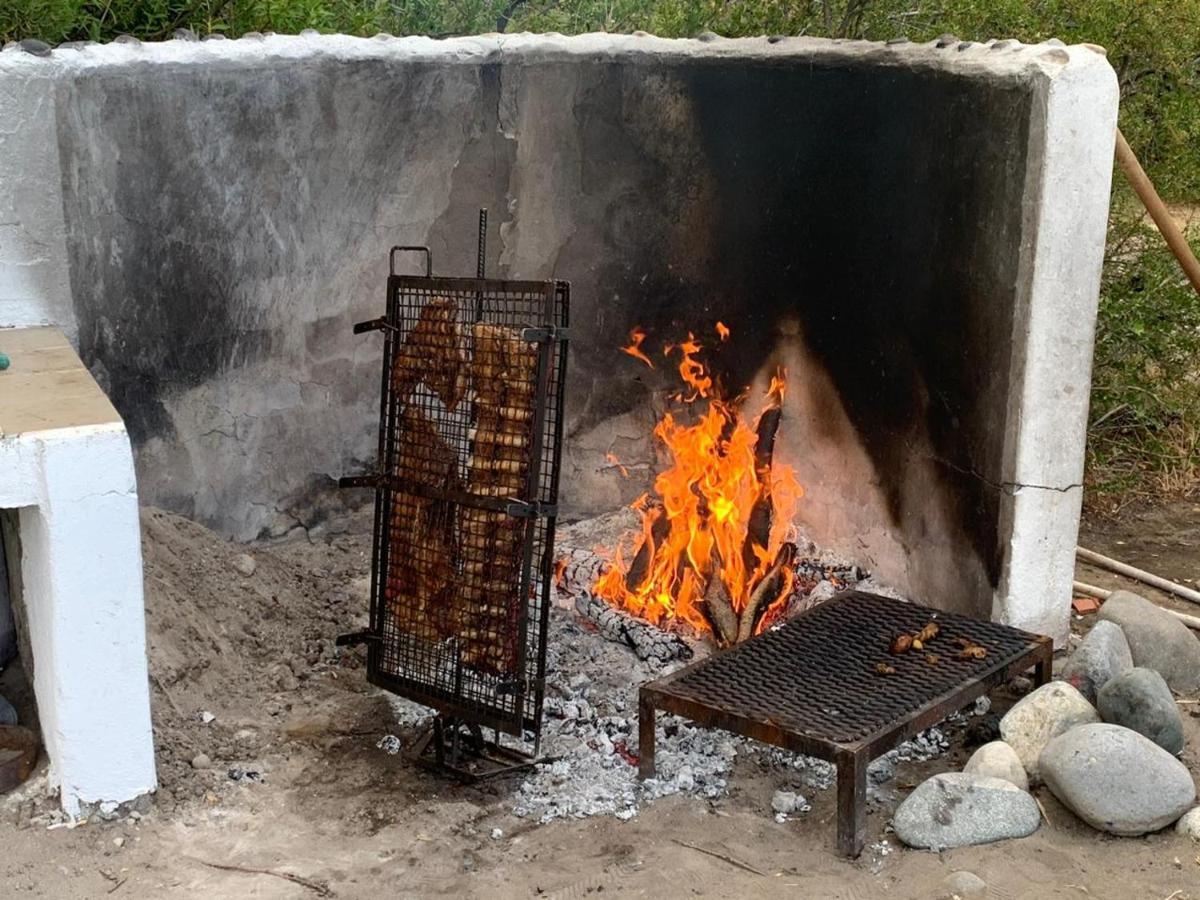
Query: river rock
892 772 1040 850
1177 806 1200 839
1060 620 1133 703
1097 667 1185 755
999 681 1099 782
1097 590 1200 694
1040 723 1196 835
941 871 987 897
963 740 1027 790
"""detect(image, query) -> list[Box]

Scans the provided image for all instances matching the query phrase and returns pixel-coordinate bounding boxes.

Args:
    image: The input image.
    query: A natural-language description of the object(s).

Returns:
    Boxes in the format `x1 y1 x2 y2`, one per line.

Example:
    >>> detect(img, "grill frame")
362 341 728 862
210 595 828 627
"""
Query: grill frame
638 590 1052 857
349 247 569 742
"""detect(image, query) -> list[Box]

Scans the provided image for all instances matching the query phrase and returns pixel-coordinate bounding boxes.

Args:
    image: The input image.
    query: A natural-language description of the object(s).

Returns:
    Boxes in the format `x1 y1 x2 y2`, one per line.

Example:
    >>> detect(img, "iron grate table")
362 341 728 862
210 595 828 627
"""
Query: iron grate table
637 591 1052 856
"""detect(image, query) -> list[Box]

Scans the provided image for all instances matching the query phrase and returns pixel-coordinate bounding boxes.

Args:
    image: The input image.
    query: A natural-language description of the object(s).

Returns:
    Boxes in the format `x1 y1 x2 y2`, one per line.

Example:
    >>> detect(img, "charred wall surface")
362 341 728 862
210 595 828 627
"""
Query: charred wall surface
0 34 1116 628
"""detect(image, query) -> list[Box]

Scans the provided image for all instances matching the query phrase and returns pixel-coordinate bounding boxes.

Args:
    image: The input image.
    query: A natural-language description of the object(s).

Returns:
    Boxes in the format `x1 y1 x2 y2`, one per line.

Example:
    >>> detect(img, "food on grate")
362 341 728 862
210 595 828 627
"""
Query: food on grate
451 323 540 676
925 653 940 666
956 644 988 660
385 405 462 641
874 662 897 675
392 297 469 412
916 620 940 643
890 633 914 655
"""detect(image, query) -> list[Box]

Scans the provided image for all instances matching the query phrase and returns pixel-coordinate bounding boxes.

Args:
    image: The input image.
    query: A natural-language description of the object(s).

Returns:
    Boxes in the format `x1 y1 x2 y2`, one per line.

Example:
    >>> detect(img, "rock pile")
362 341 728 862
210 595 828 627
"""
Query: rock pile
894 589 1198 851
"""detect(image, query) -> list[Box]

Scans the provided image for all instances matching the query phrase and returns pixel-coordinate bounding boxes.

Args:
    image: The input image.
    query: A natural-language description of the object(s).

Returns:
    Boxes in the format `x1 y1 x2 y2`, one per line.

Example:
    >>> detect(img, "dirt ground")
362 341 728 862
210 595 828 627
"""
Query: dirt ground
1 503 1198 899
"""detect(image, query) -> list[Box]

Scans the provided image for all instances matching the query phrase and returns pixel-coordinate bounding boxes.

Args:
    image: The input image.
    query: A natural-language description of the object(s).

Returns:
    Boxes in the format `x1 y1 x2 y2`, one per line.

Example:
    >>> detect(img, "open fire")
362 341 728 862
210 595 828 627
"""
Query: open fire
592 325 803 646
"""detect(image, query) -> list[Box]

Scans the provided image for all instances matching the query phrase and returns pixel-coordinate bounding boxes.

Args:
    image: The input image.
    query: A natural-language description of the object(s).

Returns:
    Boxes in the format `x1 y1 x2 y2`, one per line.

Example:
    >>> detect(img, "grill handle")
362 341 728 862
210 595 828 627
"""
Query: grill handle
389 245 432 278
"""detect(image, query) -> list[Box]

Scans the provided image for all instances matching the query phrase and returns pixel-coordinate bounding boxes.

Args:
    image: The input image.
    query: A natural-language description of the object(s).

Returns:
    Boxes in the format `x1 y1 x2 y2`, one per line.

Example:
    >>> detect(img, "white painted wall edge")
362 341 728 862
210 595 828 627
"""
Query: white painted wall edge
995 46 1118 643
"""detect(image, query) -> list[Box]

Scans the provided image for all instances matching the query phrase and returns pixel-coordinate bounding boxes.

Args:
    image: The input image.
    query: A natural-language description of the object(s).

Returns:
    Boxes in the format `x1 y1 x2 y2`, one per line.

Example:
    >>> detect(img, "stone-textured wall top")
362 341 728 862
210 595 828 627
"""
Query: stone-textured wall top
0 29 1097 78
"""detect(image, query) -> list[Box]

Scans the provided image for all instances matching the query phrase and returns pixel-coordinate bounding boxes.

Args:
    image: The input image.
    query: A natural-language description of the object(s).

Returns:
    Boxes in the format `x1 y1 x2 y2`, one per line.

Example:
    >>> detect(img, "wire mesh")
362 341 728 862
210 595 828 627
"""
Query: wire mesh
366 272 567 737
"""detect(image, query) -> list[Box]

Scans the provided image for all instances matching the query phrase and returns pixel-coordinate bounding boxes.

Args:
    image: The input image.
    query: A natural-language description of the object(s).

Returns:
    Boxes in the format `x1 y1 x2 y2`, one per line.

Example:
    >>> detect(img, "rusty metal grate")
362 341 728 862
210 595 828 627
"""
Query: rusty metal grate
342 240 568 745
638 591 1052 857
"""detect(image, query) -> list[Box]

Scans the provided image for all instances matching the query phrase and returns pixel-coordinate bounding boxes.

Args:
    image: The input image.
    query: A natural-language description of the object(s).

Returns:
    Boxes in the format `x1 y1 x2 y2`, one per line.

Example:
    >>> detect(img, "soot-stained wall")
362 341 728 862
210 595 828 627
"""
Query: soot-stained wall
0 34 1117 634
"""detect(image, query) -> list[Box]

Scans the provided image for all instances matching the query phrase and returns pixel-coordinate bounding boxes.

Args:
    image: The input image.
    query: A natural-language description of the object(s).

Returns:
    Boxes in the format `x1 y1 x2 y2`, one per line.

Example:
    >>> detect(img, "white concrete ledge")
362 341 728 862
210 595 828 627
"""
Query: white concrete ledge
0 326 156 815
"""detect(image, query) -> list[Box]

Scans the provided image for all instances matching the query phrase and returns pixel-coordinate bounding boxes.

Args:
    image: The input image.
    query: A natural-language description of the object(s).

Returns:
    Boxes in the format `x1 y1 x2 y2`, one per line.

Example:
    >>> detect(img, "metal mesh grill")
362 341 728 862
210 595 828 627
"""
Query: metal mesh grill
367 272 568 736
656 591 1045 743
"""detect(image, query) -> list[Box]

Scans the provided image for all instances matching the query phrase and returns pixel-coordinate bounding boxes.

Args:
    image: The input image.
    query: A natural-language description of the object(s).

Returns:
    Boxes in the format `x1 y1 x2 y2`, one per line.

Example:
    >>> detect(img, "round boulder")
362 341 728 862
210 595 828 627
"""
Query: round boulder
1097 590 1200 694
1040 723 1196 836
1060 620 1133 703
892 772 1039 850
999 681 1099 783
1097 667 1184 755
963 740 1027 790
1177 806 1200 840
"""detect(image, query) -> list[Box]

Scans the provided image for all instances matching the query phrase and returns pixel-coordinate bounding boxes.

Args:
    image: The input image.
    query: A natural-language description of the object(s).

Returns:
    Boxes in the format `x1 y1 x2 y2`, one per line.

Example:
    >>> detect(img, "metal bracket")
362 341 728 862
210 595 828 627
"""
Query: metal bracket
519 326 570 343
336 630 381 647
338 473 383 489
353 317 399 335
504 500 558 519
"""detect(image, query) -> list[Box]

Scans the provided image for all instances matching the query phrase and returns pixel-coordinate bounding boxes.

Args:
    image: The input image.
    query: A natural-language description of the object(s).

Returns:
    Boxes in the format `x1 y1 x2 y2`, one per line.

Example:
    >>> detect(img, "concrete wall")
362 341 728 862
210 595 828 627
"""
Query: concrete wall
0 33 1117 639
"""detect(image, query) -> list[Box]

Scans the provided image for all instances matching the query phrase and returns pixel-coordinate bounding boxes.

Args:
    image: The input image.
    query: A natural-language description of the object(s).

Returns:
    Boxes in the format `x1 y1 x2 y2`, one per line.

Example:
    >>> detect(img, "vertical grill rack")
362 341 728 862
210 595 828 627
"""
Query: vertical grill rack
340 213 568 775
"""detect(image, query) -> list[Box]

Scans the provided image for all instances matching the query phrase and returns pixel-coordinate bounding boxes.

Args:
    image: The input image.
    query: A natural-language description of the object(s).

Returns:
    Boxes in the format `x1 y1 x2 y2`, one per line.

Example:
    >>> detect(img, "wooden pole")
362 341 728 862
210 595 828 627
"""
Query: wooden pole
1114 129 1200 297
1073 579 1200 632
1076 546 1200 605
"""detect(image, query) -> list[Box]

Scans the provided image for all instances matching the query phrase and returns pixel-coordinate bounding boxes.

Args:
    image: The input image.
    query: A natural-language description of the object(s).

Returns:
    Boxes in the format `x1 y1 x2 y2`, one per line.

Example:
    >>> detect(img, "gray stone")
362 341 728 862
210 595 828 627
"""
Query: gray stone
0 693 16 726
1176 806 1200 839
18 39 51 57
113 34 140 44
1040 723 1196 836
935 34 959 48
771 789 803 814
1097 591 1200 693
963 740 1027 790
941 871 987 897
1060 620 1133 703
190 753 212 770
999 681 1099 782
173 29 198 41
892 772 1040 850
1097 667 1185 755
232 553 257 577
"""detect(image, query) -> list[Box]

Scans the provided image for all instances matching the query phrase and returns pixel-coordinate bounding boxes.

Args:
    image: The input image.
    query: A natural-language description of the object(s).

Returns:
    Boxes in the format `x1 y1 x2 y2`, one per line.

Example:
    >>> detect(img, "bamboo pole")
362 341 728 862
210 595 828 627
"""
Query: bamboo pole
1073 579 1200 632
1076 546 1200 606
1114 129 1200 297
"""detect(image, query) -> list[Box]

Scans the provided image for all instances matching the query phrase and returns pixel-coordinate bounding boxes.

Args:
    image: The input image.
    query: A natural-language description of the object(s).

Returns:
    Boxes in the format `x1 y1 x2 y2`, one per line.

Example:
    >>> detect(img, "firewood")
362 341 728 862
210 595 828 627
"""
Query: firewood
737 542 796 643
701 549 740 647
574 590 693 664
624 503 670 594
741 398 782 578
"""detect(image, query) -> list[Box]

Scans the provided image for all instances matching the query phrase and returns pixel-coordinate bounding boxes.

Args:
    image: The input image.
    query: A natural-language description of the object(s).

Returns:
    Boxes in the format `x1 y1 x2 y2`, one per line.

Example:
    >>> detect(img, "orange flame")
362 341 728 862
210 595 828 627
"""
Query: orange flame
604 452 630 478
621 328 654 369
594 325 803 637
715 321 730 342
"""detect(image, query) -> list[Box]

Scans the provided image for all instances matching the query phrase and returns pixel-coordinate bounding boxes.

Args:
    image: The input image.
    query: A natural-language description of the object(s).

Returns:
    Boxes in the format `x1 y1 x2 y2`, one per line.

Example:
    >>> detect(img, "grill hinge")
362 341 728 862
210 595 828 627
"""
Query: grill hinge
505 500 558 519
519 326 569 343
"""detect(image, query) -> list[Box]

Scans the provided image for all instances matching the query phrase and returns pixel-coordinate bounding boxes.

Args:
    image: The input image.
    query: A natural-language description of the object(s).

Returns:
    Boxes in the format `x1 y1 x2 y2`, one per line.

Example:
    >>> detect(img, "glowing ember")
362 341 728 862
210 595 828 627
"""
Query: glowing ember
593 326 803 643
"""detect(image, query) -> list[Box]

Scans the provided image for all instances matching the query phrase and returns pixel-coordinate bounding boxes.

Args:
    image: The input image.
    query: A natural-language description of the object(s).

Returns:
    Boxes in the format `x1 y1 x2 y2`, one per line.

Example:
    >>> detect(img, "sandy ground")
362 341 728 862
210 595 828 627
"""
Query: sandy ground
0 504 1198 899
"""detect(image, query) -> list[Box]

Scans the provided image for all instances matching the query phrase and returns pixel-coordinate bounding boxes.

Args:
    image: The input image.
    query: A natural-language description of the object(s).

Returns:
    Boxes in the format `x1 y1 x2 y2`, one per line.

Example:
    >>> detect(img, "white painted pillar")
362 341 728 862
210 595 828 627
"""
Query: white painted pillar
0 327 156 815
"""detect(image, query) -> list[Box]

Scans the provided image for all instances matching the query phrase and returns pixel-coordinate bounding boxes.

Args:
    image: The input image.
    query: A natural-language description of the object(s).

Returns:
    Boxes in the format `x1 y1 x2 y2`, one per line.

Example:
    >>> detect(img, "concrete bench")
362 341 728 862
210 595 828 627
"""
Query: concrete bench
0 326 156 816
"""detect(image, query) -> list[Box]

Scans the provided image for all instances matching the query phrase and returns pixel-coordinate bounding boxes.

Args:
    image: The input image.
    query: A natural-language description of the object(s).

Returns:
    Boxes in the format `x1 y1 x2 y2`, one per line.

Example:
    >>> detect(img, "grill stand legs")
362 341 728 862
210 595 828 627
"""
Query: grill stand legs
836 749 868 857
638 695 656 779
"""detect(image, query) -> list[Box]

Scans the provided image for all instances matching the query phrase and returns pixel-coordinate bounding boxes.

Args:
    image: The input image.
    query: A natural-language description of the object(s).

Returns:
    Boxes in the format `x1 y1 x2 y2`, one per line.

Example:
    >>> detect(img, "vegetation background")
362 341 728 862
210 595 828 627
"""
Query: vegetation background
5 0 1200 510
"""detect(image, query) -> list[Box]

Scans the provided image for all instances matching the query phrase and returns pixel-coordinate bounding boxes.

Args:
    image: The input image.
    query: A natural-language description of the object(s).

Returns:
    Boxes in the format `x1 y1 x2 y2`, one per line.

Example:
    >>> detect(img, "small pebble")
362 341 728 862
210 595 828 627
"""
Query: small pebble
232 554 257 577
490 827 503 840
200 711 216 724
191 753 212 770
113 837 125 848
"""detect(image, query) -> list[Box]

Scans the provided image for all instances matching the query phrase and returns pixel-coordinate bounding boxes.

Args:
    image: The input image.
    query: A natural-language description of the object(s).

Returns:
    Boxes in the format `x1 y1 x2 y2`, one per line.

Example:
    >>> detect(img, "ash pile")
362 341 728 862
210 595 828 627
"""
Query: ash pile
383 511 954 825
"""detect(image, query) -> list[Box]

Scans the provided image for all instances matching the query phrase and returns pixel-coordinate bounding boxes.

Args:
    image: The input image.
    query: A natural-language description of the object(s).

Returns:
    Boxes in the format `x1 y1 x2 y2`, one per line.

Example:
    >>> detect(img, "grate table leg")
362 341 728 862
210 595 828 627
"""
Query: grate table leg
836 749 867 858
638 694 657 779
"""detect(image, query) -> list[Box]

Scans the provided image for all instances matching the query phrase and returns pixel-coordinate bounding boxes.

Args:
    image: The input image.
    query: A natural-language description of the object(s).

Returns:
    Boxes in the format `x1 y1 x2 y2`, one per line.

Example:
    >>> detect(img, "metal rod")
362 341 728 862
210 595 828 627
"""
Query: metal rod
1076 546 1200 606
1115 129 1200 297
1073 579 1200 631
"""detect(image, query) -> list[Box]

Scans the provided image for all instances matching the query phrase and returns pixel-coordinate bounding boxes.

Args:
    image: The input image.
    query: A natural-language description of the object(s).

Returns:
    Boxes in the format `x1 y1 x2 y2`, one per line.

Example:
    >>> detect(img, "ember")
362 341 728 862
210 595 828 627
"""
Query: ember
593 325 802 644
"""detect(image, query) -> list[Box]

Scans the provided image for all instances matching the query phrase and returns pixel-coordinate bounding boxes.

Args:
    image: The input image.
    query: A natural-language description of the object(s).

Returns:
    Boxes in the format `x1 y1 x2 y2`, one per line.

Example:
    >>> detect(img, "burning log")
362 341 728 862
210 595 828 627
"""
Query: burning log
624 503 671 595
741 381 783 579
573 591 693 665
701 550 740 647
737 541 796 643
